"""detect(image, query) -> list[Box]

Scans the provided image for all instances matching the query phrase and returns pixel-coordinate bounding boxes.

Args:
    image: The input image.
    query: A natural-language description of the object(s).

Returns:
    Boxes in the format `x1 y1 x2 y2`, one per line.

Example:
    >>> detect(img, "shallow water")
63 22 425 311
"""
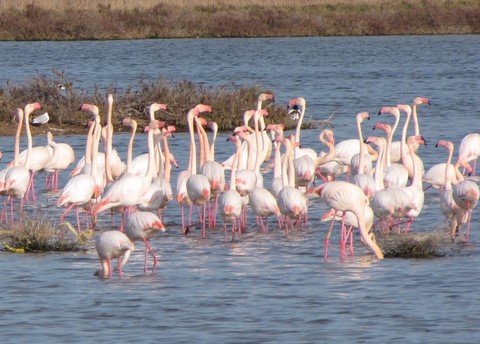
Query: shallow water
1 35 480 343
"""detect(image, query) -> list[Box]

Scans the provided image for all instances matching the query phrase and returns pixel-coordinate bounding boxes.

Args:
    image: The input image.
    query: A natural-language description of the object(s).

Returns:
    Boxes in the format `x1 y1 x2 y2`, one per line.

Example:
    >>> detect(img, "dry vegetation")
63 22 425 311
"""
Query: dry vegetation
0 0 478 40
0 73 309 135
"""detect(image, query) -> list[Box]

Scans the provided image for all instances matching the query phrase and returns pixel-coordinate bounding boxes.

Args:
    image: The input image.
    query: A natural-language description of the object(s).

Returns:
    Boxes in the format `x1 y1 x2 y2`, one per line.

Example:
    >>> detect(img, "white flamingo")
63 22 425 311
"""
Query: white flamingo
95 230 134 278
125 210 166 273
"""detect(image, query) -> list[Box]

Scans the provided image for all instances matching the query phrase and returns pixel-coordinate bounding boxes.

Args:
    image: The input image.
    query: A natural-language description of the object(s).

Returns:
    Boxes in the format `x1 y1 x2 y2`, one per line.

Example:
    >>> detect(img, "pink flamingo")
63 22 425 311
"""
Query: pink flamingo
125 210 166 273
311 180 384 259
4 102 42 225
95 230 134 278
57 106 102 233
0 108 24 224
186 105 213 238
452 157 480 240
93 119 164 226
458 133 480 175
277 135 307 233
44 132 75 192
218 134 243 239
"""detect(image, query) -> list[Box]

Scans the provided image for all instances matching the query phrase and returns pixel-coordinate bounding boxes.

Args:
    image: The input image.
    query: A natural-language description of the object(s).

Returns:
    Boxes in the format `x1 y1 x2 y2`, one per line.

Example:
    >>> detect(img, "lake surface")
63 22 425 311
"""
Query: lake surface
1 35 480 343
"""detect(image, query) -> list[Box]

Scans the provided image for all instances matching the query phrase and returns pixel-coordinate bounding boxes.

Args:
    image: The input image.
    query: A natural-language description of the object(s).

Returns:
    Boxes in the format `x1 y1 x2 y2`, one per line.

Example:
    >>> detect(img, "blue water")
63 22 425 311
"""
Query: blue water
0 35 480 343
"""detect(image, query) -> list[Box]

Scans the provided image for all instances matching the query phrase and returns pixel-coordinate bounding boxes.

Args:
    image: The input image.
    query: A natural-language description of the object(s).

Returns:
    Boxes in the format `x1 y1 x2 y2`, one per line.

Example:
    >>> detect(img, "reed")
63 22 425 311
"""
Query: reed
0 0 478 40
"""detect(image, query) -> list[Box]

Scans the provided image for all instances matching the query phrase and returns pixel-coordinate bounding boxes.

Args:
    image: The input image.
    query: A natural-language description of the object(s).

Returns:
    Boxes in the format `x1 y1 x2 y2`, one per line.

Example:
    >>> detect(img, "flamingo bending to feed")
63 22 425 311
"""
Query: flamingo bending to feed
452 158 480 241
458 133 480 175
125 210 166 273
310 181 384 259
95 230 134 278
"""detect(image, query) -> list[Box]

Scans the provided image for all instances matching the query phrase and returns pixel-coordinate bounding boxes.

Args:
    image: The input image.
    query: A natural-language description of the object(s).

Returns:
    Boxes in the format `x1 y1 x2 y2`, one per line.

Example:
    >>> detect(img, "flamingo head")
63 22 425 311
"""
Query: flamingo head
79 103 99 116
435 140 453 151
243 109 255 125
258 92 274 105
320 129 335 144
194 104 212 114
357 111 370 122
414 97 431 106
372 122 391 134
378 106 400 117
24 102 41 115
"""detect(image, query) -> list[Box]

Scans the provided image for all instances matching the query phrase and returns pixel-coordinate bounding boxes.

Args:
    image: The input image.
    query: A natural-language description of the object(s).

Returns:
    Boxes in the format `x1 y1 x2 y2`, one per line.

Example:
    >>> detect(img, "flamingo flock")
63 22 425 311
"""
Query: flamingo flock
2 94 479 278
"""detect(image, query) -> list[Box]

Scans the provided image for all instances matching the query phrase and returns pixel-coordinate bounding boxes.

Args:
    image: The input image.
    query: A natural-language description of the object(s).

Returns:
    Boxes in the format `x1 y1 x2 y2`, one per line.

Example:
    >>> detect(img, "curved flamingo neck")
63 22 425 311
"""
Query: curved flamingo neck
315 131 335 166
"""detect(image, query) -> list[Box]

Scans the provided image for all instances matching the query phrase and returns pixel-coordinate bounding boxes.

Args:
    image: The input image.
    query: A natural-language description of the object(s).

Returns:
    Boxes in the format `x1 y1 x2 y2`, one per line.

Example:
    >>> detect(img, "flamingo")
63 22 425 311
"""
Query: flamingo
277 135 307 233
267 123 285 200
125 210 166 273
351 112 375 199
218 134 243 239
310 180 384 259
197 117 226 227
0 108 24 224
44 131 75 192
458 133 480 175
57 106 102 233
95 230 134 278
286 97 317 161
93 119 164 225
103 94 126 182
4 102 42 225
452 158 480 240
366 136 414 233
8 123 53 202
221 93 274 170
320 204 375 259
384 97 430 163
186 105 213 238
435 140 462 227
374 109 409 188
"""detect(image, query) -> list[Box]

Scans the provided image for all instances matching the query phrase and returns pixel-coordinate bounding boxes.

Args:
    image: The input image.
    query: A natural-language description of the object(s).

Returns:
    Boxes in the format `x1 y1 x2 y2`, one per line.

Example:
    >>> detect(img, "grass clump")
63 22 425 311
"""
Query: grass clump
377 227 454 258
0 73 333 136
1 214 87 253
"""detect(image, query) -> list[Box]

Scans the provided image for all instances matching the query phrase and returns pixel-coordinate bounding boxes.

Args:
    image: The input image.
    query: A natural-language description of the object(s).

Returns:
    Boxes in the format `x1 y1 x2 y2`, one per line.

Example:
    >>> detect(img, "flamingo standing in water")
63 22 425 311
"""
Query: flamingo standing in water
458 133 480 175
93 119 164 226
218 133 243 239
310 180 384 260
57 105 102 233
44 131 75 192
0 108 23 224
186 105 213 238
95 230 134 278
452 157 480 241
277 135 307 233
125 210 166 273
4 102 42 225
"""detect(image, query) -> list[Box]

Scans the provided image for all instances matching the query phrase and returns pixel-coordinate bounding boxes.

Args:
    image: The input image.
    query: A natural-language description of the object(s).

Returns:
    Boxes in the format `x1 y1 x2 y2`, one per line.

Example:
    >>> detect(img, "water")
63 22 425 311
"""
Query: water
1 35 480 343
